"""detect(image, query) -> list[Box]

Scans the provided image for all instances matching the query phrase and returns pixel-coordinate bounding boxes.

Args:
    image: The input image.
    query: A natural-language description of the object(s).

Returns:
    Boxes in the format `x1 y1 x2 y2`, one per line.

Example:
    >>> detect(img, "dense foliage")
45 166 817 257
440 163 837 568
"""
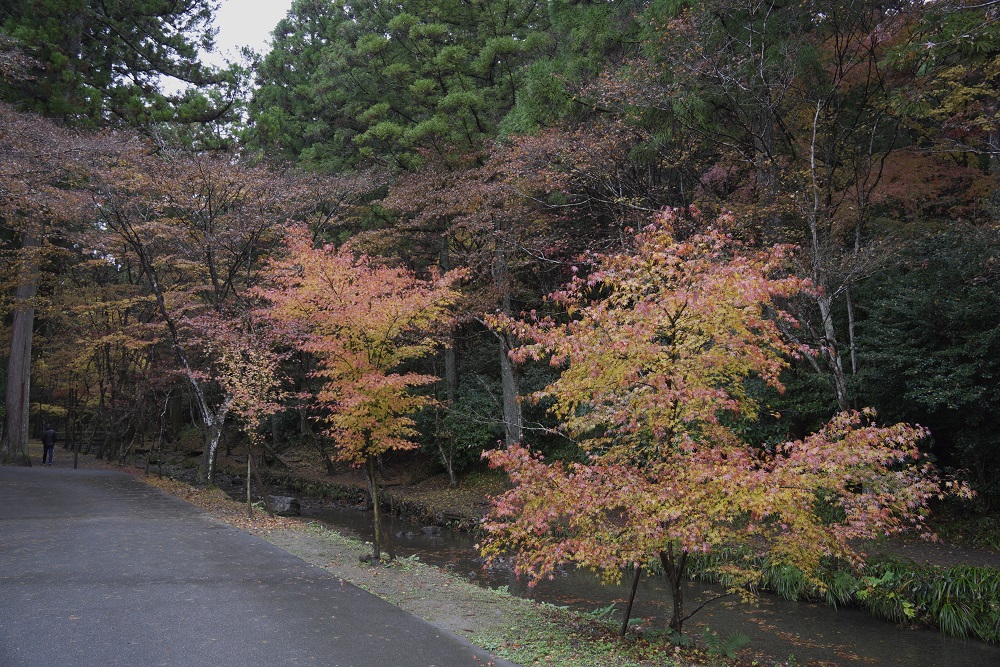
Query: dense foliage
0 0 242 131
1 0 998 634
480 212 963 631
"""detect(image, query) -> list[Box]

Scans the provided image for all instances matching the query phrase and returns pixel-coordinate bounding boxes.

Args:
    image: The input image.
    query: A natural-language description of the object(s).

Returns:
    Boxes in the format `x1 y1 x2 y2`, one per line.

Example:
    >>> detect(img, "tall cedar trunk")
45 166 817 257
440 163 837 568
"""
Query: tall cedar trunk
364 455 394 562
1 232 39 465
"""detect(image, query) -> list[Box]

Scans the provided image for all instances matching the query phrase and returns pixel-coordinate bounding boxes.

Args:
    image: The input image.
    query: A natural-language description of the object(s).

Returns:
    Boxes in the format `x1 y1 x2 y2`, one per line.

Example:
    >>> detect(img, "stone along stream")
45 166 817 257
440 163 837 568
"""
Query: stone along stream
299 503 1000 667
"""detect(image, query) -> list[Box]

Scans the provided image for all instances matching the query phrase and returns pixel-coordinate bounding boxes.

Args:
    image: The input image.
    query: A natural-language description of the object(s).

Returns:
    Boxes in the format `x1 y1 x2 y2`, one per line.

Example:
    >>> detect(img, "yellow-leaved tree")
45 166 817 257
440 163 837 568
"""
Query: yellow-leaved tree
482 208 968 634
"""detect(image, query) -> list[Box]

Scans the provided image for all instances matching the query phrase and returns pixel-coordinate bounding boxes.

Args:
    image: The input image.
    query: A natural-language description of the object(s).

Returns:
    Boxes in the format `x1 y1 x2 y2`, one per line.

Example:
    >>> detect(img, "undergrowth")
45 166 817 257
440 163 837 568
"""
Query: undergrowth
687 549 1000 643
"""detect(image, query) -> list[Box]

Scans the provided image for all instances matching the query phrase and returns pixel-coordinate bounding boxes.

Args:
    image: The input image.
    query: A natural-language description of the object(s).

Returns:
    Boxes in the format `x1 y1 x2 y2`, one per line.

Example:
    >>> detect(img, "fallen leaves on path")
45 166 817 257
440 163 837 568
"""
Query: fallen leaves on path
141 475 303 535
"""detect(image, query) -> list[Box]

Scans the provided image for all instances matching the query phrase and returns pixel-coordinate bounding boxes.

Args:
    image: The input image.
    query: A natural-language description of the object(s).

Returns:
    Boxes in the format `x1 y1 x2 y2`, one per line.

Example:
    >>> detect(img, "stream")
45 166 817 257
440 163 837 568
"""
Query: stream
301 502 1000 667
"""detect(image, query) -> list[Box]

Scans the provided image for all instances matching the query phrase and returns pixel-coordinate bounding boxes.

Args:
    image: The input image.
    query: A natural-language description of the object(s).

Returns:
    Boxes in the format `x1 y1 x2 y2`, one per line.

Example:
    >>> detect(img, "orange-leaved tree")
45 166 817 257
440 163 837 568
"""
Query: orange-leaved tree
261 226 462 561
482 207 967 634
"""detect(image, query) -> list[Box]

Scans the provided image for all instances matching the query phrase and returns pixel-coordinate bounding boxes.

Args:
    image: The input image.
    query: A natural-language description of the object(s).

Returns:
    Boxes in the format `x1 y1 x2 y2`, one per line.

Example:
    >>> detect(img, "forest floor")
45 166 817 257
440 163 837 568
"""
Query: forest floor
28 439 1000 666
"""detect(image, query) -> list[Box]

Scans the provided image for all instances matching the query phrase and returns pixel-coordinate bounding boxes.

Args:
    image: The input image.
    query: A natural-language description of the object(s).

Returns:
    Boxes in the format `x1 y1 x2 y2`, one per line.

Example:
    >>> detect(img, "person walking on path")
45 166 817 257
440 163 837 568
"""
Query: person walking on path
41 425 56 465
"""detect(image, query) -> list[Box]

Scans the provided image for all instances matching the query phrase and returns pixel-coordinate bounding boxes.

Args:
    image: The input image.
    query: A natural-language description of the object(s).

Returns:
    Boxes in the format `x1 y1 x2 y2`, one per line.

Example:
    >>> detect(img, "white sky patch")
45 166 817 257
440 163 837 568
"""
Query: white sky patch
206 0 296 66
161 0 294 92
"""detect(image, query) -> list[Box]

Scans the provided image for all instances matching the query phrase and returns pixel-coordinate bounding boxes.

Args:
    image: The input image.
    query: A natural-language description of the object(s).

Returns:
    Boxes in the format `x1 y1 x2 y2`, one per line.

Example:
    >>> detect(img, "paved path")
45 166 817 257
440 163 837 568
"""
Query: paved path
0 466 516 667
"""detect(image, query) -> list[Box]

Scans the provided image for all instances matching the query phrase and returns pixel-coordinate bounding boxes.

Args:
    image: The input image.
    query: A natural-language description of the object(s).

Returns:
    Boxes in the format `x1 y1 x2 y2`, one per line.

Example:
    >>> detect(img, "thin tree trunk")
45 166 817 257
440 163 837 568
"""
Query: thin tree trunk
246 455 253 518
439 239 460 407
271 412 281 451
816 292 849 411
846 286 858 377
435 406 458 489
249 446 275 518
439 238 461 485
492 219 523 446
1 232 39 465
621 566 642 637
660 545 689 634
299 405 336 474
364 455 394 562
497 330 522 446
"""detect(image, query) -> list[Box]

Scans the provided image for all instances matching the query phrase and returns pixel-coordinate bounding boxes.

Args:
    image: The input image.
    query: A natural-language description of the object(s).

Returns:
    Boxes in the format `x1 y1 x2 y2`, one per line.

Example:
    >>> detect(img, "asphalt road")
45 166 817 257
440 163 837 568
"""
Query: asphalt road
0 466 516 667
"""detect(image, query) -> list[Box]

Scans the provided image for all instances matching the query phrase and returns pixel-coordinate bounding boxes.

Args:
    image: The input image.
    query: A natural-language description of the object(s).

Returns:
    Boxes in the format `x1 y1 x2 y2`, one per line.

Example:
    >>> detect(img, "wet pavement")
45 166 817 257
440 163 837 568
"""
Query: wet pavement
0 465 515 667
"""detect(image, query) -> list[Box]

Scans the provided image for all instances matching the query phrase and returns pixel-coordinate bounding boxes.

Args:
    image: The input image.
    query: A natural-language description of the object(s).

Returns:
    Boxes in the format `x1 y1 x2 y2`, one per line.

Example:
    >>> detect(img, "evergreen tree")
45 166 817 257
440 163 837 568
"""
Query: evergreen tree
247 0 549 170
0 0 240 128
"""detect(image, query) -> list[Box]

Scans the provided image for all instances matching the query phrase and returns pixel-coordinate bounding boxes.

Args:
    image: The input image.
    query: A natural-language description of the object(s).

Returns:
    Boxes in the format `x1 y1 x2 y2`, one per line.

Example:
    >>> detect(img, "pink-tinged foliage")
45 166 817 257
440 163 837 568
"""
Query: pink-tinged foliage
191 311 288 446
260 225 463 466
481 208 969 630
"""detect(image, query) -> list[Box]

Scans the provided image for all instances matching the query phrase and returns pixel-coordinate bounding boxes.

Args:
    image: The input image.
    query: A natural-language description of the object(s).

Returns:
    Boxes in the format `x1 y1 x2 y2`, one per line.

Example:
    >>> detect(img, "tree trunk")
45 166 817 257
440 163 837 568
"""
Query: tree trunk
298 405 337 475
439 239 460 406
202 417 223 484
249 445 275 518
498 333 523 446
434 406 458 489
364 455 394 562
660 545 689 634
1 232 39 465
816 292 850 411
492 219 523 446
271 412 281 450
621 566 642 637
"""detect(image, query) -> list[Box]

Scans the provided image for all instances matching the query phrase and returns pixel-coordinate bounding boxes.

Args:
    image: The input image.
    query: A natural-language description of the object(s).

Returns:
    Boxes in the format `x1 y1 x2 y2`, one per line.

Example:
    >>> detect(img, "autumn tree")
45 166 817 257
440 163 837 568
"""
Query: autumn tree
887 0 1000 173
33 254 164 461
380 157 535 452
481 208 962 633
630 0 1000 412
197 310 288 516
91 147 337 482
0 103 110 463
261 226 461 561
0 3 243 462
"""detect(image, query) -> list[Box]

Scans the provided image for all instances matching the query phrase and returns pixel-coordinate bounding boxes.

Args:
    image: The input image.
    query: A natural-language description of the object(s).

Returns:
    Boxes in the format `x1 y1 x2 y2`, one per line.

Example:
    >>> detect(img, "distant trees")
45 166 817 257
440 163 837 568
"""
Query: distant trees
237 0 1000 508
90 148 331 481
0 103 110 463
2 0 997 527
246 0 545 170
0 2 244 461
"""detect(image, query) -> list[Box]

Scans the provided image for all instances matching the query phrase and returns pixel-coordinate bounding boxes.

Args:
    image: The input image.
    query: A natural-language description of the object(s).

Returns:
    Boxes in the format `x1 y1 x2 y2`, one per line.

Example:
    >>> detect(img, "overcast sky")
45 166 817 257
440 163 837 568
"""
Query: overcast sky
207 0 295 66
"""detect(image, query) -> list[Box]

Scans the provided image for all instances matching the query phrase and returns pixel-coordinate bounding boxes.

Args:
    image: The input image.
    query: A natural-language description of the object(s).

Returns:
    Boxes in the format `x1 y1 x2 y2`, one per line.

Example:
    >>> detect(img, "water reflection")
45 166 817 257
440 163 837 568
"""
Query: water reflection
305 504 1000 667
